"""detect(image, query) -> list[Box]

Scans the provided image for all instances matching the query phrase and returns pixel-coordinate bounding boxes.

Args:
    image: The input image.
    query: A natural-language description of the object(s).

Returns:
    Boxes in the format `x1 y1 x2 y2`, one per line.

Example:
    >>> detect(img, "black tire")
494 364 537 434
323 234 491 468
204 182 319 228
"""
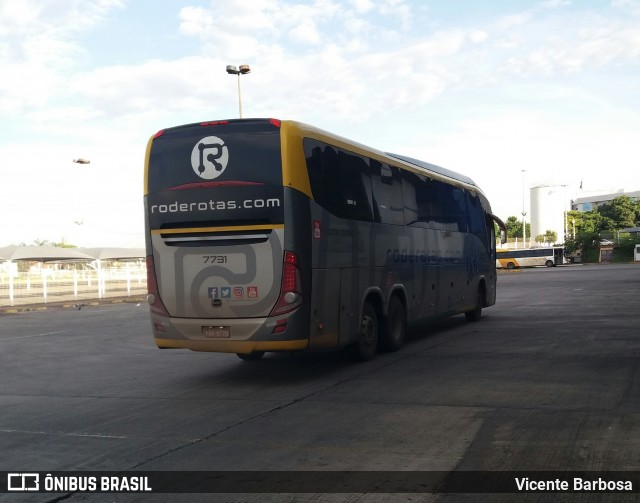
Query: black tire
236 351 265 361
465 285 484 322
507 262 516 270
347 301 379 361
379 296 406 352
545 260 554 267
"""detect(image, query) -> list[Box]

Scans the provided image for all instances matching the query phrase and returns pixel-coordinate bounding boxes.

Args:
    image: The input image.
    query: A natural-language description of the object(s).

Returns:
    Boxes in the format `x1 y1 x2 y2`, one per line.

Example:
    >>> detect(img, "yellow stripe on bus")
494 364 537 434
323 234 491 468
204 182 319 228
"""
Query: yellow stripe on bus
151 224 284 235
498 258 520 268
154 338 309 353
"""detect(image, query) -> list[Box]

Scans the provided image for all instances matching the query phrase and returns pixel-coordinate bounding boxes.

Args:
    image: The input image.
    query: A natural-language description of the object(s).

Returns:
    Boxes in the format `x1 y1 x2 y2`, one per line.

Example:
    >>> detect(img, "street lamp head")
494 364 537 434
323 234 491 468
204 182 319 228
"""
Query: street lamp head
226 63 251 118
73 158 90 164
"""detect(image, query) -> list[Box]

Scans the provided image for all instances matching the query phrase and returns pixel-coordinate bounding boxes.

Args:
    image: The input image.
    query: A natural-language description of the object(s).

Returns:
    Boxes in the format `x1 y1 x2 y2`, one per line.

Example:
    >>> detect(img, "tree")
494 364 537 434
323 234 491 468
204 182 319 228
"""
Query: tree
562 196 640 262
566 209 602 237
504 215 530 240
31 239 77 248
535 230 558 245
597 196 638 231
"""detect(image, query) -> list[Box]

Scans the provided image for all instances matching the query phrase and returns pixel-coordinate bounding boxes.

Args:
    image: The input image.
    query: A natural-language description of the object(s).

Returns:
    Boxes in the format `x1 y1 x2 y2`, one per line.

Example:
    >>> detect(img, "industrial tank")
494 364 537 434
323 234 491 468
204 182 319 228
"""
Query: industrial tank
530 184 566 245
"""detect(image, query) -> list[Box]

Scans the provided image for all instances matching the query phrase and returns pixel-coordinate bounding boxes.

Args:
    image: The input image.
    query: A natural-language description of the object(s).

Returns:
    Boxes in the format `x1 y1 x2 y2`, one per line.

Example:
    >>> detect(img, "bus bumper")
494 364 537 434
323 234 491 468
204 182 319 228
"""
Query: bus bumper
149 309 309 354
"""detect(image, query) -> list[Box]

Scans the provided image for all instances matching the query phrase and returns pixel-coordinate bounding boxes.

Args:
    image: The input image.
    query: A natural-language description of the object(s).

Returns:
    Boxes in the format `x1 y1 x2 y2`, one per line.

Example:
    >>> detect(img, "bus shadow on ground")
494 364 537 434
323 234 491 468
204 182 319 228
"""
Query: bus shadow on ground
185 314 475 389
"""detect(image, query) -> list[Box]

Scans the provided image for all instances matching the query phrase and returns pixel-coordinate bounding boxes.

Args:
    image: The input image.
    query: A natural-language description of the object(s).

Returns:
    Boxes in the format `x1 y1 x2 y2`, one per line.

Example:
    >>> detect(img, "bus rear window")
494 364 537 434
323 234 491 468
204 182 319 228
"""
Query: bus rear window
148 120 282 193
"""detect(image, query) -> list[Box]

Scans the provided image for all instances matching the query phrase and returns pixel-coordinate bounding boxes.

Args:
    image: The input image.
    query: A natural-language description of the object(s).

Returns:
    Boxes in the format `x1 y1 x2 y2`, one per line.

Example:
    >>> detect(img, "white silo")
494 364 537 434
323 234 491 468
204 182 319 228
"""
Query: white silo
530 184 567 245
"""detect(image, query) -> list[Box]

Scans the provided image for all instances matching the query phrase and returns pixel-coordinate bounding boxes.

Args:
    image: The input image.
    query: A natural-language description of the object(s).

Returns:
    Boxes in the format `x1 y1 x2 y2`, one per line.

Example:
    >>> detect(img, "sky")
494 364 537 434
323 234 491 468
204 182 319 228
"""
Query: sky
1 0 639 247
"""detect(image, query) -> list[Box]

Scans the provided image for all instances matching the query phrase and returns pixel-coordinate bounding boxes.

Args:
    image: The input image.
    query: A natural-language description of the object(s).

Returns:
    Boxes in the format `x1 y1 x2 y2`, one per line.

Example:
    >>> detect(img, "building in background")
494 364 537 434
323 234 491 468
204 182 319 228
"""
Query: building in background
571 189 640 212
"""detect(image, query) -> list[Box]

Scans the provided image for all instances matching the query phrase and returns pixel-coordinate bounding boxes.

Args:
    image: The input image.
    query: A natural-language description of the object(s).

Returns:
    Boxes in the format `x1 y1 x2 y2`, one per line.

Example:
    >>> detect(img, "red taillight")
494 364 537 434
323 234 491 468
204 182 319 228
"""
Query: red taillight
153 129 165 139
200 120 229 127
282 252 297 291
146 256 170 317
270 251 302 316
269 119 281 128
272 319 288 334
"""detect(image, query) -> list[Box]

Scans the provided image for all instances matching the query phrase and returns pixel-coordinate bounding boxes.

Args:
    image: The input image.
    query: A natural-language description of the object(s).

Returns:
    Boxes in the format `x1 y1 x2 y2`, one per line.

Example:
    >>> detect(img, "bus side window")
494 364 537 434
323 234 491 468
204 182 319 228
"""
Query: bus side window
451 186 468 233
370 160 404 225
304 139 373 222
401 171 419 225
337 150 373 222
305 143 343 216
401 171 440 227
467 191 489 246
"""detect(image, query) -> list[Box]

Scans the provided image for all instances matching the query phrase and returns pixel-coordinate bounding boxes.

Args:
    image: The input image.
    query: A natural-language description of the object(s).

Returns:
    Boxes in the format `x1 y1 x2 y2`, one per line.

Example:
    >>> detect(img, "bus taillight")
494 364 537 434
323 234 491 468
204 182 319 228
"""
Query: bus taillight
270 251 302 316
146 256 170 317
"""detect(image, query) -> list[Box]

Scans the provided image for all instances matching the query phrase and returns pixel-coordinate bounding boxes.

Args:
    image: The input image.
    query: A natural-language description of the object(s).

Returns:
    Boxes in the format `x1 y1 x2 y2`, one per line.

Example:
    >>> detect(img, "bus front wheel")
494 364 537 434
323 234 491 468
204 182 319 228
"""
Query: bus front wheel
347 301 379 361
465 285 484 322
379 296 406 352
236 351 265 361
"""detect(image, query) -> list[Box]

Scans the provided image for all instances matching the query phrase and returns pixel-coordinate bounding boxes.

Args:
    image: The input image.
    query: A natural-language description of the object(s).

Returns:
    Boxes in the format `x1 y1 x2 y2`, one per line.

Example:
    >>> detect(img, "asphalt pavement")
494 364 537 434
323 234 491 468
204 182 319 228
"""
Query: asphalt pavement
1 263 639 502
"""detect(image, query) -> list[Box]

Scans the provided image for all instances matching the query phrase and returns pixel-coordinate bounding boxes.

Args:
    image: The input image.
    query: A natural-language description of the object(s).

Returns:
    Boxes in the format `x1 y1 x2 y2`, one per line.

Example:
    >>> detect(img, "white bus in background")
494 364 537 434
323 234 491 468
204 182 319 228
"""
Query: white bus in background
496 247 566 269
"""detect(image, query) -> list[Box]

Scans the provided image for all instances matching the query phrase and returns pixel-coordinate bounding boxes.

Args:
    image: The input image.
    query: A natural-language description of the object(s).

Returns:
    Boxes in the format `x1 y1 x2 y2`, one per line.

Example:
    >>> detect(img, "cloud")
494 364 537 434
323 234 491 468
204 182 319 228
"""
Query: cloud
3 0 640 128
0 0 124 114
3 0 640 245
178 0 415 58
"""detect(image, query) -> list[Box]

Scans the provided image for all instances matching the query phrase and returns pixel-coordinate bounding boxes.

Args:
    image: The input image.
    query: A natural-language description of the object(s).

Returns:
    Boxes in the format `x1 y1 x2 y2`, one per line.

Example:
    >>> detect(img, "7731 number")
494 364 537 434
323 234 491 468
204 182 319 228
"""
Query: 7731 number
203 255 228 264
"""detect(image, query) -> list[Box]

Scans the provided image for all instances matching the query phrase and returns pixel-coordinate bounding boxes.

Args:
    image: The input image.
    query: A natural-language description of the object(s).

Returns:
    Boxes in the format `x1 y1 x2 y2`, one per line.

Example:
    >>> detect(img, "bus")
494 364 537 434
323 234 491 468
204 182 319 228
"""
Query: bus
496 247 566 269
144 119 506 361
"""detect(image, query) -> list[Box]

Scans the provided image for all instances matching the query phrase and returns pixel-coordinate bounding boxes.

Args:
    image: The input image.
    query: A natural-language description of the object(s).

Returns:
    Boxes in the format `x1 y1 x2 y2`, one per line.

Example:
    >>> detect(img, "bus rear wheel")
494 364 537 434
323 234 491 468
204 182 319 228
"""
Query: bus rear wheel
379 296 406 352
347 301 379 361
236 351 265 361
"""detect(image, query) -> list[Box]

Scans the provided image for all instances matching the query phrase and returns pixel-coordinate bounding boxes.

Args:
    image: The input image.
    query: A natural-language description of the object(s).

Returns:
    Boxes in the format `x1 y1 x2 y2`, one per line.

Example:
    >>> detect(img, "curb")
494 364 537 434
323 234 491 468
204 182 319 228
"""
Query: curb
0 296 146 314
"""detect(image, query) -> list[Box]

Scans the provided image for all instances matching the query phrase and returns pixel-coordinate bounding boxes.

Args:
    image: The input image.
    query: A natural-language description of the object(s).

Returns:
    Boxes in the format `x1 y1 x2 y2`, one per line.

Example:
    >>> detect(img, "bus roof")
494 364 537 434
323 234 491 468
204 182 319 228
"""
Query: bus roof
385 153 477 187
280 120 480 190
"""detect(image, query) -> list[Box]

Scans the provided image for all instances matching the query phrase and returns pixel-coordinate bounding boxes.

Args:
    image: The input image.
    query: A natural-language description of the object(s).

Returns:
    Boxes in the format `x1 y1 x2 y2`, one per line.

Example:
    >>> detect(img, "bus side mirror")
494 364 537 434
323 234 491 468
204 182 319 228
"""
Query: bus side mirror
490 213 507 245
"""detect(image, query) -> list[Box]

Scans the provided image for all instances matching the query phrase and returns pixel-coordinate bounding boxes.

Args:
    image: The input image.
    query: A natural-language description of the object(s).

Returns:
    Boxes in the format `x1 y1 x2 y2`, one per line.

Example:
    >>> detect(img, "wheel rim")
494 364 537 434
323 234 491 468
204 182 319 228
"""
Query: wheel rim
361 314 376 350
389 308 403 343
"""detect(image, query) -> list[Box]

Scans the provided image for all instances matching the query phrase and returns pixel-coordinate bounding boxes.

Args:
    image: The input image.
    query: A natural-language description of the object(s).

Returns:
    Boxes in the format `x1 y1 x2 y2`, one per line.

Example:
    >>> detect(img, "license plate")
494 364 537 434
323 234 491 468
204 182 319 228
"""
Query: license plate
202 326 230 338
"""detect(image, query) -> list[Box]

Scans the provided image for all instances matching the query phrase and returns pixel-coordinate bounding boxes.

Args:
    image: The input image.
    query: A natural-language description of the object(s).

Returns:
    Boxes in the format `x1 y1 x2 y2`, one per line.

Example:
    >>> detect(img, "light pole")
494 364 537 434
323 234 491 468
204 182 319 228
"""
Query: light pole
226 64 251 118
521 169 527 249
561 184 568 244
70 158 90 245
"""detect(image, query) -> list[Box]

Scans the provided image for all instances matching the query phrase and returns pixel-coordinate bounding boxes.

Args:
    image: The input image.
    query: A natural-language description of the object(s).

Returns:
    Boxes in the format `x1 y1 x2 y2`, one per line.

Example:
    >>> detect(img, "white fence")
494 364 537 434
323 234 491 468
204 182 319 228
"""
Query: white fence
0 261 147 307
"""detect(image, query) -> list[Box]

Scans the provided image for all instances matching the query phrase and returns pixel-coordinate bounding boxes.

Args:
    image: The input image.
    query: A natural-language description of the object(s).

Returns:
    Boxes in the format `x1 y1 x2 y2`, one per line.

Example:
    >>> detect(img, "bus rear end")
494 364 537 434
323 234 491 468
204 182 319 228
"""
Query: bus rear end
144 119 308 358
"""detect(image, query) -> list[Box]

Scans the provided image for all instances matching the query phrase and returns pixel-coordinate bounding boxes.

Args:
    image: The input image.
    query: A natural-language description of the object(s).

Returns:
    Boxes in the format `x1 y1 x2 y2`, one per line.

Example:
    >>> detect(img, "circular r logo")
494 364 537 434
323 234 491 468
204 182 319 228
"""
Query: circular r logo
191 136 229 180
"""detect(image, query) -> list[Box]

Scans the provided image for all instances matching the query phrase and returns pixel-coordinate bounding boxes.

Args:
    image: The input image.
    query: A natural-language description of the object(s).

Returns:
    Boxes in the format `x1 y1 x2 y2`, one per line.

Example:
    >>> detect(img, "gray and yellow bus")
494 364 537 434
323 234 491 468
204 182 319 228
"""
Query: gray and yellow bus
144 119 506 361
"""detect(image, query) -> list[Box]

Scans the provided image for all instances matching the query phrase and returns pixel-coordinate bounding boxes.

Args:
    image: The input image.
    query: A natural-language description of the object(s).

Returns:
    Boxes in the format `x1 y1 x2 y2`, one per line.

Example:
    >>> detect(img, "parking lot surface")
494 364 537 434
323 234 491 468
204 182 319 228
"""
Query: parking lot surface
1 263 639 502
